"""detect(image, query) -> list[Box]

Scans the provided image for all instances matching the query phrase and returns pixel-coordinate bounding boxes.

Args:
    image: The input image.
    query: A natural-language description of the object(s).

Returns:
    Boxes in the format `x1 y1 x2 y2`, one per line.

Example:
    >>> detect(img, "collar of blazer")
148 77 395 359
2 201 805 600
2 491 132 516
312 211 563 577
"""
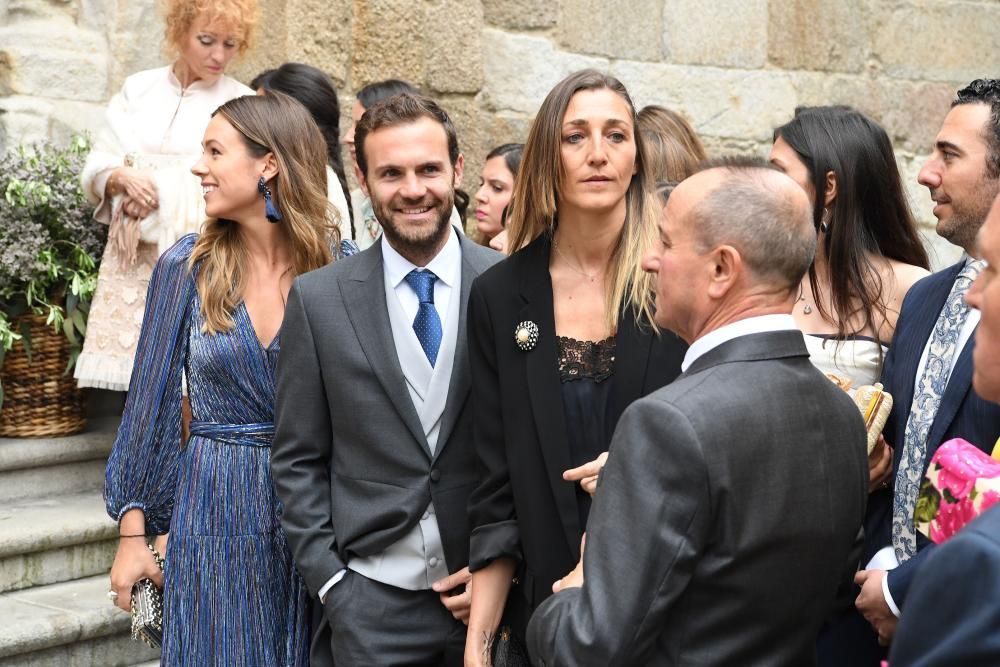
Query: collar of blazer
681 329 809 378
339 227 499 461
513 233 660 558
890 261 977 453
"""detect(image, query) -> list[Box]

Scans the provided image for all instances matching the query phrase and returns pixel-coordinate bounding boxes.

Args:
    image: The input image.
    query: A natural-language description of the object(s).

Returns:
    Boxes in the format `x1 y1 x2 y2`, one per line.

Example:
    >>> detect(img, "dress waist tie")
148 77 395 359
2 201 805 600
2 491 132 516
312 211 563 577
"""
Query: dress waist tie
188 420 275 447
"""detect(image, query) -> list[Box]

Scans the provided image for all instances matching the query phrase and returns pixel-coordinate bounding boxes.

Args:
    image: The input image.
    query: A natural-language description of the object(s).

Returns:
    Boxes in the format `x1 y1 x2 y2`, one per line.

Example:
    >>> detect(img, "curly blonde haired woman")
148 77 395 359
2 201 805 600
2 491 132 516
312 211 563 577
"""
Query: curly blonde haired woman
105 93 354 665
77 0 258 390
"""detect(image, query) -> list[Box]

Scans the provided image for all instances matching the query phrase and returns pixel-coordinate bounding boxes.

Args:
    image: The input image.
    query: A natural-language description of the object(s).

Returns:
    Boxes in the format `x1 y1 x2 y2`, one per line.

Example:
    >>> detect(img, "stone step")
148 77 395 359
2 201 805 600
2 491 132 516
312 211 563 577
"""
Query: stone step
0 417 118 503
0 574 159 666
0 492 117 593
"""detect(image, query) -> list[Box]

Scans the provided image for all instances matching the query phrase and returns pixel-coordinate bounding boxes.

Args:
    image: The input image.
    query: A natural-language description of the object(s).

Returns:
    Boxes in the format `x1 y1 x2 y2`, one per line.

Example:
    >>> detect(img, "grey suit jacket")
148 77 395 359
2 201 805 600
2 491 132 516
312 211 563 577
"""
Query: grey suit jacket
527 330 869 666
270 233 502 596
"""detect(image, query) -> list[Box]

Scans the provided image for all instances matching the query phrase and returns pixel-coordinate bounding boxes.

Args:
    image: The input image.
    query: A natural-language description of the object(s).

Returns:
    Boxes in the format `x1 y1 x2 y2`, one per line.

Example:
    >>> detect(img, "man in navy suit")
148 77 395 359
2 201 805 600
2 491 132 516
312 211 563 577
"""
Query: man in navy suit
849 79 1000 661
888 193 1000 666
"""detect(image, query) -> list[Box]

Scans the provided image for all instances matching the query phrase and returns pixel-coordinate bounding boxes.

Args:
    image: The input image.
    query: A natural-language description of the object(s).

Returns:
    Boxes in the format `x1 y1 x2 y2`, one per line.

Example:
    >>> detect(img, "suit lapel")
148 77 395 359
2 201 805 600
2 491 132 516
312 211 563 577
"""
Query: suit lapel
928 329 976 451
340 244 431 455
434 237 479 461
892 264 966 455
891 266 960 436
520 236 581 556
607 309 653 439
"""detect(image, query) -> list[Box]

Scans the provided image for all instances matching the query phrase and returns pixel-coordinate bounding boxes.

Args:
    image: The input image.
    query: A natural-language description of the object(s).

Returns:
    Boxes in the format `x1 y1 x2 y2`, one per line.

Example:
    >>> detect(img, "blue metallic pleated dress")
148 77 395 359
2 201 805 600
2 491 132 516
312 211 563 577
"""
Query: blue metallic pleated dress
105 233 351 665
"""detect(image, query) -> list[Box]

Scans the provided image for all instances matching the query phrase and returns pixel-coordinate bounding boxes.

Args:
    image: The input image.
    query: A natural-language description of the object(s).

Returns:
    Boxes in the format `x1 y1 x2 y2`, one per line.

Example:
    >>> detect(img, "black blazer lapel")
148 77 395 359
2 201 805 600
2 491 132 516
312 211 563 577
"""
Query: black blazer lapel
340 245 431 457
607 309 654 440
435 236 488 460
519 236 582 557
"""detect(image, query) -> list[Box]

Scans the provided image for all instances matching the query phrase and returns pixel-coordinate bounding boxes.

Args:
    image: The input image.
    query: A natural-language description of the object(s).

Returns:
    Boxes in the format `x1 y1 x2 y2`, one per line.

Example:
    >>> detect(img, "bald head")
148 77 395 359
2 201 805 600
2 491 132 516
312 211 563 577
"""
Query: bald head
677 160 815 293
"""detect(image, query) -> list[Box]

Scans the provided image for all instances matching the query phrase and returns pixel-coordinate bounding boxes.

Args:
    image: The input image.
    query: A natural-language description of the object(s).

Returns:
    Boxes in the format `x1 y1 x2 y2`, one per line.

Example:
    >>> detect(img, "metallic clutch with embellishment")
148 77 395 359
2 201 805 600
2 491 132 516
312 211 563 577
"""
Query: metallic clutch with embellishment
130 542 165 649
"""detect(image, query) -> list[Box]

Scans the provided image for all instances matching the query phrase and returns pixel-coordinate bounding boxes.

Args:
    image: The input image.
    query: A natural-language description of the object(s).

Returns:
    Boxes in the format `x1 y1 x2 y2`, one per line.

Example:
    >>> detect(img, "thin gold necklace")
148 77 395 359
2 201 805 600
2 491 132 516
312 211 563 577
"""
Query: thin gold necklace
553 239 602 283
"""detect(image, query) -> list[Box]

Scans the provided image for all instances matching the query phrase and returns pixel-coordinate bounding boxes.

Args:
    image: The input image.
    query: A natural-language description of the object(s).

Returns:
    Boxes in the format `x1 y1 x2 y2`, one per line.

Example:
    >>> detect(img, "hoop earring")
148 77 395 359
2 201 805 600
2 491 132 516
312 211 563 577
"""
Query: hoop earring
257 176 282 223
819 207 831 234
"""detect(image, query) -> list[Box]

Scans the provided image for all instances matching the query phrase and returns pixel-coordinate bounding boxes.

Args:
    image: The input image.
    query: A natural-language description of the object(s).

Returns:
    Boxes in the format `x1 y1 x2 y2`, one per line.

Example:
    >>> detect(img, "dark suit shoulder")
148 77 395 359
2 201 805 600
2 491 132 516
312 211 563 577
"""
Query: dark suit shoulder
460 236 504 274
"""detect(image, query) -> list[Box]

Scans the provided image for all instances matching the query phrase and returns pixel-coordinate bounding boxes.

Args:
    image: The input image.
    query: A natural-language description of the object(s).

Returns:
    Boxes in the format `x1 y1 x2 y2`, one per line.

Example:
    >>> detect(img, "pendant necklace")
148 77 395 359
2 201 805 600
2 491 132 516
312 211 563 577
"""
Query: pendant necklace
553 239 601 283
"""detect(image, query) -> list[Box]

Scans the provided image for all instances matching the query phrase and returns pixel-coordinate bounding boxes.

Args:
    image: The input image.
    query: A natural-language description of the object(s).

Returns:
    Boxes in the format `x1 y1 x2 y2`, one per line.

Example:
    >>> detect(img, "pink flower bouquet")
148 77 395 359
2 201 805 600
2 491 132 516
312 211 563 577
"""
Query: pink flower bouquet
915 438 1000 543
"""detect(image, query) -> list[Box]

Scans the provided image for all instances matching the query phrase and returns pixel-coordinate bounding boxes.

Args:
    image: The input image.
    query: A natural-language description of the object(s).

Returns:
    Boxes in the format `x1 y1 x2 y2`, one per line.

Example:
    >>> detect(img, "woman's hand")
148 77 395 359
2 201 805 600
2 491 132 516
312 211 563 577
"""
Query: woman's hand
109 537 163 612
867 435 894 494
111 167 159 219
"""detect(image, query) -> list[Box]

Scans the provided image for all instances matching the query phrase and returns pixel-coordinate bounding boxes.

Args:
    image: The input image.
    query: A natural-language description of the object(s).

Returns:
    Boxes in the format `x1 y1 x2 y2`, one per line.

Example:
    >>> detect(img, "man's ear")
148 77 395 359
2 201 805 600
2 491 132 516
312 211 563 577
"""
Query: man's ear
706 245 741 299
358 172 370 198
452 153 465 189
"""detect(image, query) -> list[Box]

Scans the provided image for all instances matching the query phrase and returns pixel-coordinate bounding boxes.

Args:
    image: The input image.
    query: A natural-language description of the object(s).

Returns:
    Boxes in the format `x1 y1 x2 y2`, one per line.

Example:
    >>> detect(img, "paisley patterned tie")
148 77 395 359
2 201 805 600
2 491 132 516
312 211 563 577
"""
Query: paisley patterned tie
892 259 986 561
404 269 442 367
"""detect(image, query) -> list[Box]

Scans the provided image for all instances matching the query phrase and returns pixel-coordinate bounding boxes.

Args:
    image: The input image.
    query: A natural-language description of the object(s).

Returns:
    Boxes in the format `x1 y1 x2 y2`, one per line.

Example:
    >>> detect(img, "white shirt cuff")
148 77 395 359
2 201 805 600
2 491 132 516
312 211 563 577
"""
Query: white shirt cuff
881 571 901 618
318 568 347 603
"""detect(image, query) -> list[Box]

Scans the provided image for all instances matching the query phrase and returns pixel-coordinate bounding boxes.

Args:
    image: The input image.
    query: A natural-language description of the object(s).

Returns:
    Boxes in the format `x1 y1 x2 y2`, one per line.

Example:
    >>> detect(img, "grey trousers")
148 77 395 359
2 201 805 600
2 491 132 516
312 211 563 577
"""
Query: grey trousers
311 570 467 667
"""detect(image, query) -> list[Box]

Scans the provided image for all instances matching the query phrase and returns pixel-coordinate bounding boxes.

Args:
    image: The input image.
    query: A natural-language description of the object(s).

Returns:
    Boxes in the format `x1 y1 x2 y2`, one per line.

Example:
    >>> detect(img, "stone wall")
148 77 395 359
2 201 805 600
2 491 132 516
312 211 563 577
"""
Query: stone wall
3 0 999 267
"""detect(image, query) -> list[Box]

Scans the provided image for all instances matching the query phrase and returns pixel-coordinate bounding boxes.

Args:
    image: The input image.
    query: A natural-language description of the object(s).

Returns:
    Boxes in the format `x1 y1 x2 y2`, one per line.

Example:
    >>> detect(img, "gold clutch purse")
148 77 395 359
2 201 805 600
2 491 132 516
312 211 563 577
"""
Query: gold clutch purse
853 382 893 455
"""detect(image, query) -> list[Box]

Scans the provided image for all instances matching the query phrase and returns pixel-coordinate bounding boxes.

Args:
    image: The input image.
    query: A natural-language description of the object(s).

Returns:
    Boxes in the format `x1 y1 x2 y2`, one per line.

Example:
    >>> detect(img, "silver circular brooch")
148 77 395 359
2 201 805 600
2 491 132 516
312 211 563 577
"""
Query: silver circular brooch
514 321 539 351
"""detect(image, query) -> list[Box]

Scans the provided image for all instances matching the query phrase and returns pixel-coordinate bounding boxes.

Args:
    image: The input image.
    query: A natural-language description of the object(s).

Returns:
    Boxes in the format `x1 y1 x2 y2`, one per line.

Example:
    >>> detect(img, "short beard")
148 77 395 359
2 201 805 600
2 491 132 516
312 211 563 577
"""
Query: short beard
373 191 455 263
938 175 1000 252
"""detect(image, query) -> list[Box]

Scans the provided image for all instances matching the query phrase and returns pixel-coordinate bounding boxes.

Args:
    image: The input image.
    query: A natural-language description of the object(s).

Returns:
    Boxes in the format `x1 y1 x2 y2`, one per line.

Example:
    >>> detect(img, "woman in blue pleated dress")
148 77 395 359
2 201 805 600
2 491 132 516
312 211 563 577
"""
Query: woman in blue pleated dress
104 92 356 665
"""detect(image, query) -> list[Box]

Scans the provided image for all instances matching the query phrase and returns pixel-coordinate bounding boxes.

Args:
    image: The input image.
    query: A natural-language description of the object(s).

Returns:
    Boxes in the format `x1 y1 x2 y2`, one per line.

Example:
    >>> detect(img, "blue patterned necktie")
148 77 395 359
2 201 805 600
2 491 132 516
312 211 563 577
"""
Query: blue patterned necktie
892 259 986 561
404 269 442 367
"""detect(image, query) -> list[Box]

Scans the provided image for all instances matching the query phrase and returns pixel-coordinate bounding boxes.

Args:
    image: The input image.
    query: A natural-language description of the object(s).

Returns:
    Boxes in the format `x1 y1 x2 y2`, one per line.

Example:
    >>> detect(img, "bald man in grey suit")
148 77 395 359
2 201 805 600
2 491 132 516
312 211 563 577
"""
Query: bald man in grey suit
527 160 869 666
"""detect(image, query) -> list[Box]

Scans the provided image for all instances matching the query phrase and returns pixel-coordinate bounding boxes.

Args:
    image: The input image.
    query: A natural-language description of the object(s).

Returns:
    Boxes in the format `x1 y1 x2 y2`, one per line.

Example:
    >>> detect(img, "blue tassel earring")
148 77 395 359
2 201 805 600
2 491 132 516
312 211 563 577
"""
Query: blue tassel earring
257 176 282 223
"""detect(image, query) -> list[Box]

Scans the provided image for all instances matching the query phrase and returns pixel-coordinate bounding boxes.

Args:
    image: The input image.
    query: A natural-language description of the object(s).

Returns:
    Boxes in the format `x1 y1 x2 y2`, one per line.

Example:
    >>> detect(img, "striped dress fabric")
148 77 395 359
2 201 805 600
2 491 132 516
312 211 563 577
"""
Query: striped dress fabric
105 233 355 665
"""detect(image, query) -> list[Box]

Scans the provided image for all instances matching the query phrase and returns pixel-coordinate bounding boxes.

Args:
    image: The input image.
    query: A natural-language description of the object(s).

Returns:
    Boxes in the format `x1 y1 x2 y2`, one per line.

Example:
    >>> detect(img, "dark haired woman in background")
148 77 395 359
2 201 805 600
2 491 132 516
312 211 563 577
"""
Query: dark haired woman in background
770 105 929 432
251 63 354 240
473 143 523 248
464 70 686 664
771 106 931 666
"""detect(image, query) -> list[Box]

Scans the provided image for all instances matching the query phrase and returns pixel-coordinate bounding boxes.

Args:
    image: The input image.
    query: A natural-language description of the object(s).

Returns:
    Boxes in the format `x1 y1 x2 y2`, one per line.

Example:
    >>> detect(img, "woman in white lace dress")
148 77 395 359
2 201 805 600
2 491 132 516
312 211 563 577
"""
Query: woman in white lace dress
769 106 932 485
76 0 257 390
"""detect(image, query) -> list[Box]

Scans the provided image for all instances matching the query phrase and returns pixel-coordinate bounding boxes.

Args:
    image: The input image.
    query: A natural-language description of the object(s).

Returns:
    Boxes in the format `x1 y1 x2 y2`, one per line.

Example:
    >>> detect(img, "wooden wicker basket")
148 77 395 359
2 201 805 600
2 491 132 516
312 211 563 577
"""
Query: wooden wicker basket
0 314 86 437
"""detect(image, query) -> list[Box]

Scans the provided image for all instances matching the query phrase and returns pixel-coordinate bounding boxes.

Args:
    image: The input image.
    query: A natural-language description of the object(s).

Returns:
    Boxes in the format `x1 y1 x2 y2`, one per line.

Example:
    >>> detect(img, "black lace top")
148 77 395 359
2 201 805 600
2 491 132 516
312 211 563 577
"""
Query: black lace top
556 335 617 528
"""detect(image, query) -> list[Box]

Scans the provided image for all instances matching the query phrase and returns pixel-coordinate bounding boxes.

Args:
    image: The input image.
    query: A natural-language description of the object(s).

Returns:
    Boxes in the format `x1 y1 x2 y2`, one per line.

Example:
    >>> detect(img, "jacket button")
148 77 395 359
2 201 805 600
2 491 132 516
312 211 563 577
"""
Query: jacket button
430 469 441 482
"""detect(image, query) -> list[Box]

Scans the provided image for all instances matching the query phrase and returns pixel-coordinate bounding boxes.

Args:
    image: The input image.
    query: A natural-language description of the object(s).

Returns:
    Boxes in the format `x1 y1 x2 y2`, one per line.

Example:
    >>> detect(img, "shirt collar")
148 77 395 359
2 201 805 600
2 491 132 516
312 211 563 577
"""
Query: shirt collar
166 64 226 95
381 226 461 288
681 314 798 372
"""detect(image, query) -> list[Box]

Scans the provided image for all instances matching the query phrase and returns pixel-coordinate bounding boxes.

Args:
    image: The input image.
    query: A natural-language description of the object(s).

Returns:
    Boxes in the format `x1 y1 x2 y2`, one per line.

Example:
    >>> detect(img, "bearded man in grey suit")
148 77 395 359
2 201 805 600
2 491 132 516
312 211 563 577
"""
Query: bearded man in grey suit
527 159 870 666
271 93 500 666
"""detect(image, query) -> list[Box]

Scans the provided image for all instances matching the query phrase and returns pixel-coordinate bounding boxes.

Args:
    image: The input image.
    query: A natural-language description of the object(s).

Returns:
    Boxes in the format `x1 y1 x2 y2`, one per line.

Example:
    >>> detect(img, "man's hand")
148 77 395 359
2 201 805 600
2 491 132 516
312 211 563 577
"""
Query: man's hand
553 535 586 593
855 569 898 645
563 452 608 496
434 567 472 624
868 436 894 493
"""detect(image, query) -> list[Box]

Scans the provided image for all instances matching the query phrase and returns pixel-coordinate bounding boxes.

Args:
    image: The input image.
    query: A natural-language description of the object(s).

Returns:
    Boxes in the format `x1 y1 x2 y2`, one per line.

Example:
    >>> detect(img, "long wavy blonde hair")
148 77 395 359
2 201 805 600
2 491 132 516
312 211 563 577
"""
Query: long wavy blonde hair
506 69 660 330
190 92 337 334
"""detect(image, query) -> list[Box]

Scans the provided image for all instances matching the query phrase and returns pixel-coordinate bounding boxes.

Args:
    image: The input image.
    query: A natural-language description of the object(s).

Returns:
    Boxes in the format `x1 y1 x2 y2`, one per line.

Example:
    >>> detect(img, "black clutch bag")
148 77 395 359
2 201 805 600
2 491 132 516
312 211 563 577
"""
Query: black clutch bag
490 625 530 667
130 542 165 649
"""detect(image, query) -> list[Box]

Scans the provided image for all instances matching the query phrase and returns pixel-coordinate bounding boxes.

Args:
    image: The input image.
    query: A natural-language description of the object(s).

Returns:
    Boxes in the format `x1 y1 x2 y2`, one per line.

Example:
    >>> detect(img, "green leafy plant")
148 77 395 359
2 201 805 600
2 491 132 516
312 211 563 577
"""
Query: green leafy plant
0 135 106 407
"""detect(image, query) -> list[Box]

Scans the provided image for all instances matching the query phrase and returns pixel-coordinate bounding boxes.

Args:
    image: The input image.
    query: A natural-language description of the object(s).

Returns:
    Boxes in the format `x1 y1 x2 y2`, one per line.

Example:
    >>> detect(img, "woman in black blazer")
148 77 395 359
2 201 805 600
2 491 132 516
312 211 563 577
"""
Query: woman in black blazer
464 69 687 664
